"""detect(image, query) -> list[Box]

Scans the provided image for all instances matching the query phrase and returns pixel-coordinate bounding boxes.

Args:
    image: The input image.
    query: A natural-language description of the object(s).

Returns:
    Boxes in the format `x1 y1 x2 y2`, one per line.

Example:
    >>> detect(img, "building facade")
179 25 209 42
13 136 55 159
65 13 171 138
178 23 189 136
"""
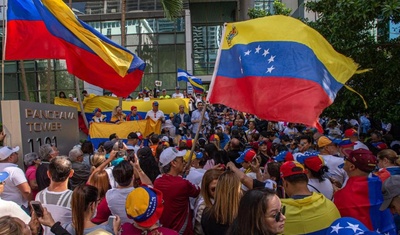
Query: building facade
0 0 301 103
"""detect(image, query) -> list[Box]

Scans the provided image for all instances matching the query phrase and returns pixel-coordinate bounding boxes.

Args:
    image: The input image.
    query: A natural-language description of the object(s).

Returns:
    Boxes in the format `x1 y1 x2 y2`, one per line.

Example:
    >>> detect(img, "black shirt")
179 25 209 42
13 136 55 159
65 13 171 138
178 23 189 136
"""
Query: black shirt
36 162 50 191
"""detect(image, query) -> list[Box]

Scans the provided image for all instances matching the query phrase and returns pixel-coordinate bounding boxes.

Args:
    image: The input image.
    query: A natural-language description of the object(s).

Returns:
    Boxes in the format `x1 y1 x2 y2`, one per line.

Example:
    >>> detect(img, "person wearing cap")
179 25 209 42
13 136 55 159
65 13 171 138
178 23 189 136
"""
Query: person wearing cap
159 89 171 99
317 136 347 186
136 92 145 100
126 106 142 121
190 101 209 136
172 87 184 99
110 105 126 123
122 185 178 234
173 104 191 136
154 147 200 235
344 128 369 150
279 161 340 235
145 101 165 123
0 146 31 211
380 175 400 234
236 148 260 191
183 151 205 187
161 113 176 138
301 154 333 200
334 149 397 234
91 108 107 123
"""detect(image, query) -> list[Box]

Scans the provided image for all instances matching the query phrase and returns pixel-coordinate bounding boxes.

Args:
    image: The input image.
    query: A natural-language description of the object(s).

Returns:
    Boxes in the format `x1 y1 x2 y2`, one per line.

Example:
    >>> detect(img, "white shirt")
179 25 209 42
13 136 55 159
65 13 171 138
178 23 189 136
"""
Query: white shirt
145 109 165 122
191 109 209 133
0 163 29 207
321 154 347 185
307 178 334 200
172 92 184 98
0 197 31 224
354 141 369 150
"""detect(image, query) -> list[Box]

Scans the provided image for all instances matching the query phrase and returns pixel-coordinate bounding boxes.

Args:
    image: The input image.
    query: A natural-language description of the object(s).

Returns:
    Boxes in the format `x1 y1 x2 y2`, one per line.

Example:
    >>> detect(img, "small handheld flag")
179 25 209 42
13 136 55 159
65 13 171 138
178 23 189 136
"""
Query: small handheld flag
177 69 204 93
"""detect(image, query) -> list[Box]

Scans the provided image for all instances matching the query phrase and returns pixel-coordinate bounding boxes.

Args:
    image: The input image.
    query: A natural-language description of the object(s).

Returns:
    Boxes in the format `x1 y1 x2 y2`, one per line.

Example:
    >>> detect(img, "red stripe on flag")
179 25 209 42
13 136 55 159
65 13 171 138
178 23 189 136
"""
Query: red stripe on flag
63 42 143 97
208 76 331 130
5 20 66 60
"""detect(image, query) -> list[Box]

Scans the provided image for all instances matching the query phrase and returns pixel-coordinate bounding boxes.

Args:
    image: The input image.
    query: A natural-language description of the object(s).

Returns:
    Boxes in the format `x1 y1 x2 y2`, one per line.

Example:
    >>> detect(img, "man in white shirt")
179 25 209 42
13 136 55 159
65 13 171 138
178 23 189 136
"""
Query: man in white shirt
191 101 209 136
172 86 184 98
145 101 165 124
36 156 74 235
0 146 31 211
0 171 31 224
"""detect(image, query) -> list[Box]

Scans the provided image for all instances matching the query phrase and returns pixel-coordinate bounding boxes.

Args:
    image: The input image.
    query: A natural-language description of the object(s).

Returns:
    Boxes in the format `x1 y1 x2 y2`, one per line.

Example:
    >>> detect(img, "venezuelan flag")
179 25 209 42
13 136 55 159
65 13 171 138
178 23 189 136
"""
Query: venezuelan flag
207 16 358 131
177 69 204 93
5 0 146 98
334 175 397 234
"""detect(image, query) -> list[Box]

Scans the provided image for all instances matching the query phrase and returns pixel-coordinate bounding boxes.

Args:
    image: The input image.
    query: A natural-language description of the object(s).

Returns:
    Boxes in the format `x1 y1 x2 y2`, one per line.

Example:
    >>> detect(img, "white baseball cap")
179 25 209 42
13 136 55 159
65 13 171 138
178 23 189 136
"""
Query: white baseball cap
0 146 20 161
159 147 186 167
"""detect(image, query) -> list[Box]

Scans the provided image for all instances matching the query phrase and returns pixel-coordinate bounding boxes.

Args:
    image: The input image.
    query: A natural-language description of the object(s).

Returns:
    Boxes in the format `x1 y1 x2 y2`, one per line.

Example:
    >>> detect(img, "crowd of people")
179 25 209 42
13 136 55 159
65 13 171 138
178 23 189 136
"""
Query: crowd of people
0 100 399 235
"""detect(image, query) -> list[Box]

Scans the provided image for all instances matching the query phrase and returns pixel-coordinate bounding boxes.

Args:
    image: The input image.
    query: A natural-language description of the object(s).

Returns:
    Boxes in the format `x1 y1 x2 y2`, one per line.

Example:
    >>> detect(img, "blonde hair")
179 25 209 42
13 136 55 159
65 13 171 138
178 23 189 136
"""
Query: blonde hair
210 171 241 225
87 170 110 199
201 169 224 207
90 153 106 170
378 149 400 166
0 216 24 235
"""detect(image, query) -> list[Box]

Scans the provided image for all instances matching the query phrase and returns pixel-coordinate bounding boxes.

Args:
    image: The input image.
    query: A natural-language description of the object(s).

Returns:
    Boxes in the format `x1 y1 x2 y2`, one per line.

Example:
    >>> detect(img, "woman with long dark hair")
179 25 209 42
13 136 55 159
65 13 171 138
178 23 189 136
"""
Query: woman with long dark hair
227 188 285 235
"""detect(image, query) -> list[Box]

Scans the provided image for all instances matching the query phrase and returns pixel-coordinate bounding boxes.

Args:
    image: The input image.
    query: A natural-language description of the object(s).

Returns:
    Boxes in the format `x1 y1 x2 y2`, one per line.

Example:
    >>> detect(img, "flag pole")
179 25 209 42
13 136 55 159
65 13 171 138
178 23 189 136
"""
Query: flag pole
1 0 6 100
184 103 207 176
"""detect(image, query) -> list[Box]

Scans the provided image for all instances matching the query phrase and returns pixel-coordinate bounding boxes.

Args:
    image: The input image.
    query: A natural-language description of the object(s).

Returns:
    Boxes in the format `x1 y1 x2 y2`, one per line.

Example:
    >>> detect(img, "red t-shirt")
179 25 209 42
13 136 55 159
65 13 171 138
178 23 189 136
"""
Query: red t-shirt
121 223 178 235
154 174 200 235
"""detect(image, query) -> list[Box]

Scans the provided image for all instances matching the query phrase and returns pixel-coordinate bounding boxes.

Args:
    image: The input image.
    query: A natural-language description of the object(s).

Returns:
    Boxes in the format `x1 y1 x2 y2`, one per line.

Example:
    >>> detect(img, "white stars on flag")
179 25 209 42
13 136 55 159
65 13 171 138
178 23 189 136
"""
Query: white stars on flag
239 45 276 75
262 49 270 57
268 55 276 64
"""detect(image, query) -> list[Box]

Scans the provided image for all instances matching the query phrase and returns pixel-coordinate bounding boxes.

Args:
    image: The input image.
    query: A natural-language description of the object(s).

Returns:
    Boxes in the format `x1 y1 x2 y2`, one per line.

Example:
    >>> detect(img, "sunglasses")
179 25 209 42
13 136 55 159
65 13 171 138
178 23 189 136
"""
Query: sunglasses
274 206 286 222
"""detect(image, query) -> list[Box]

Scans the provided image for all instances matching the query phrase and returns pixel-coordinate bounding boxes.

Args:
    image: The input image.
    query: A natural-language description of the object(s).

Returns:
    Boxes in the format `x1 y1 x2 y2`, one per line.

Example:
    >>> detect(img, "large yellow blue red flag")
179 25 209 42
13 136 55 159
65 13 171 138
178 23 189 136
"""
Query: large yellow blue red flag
5 0 146 97
207 16 358 131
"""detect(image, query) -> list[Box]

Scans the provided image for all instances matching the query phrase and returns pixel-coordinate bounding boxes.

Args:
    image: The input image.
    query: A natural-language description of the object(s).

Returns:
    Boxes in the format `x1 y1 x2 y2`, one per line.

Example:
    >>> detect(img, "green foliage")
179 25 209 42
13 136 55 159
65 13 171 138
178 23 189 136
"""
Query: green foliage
305 0 400 123
248 0 291 19
161 0 183 19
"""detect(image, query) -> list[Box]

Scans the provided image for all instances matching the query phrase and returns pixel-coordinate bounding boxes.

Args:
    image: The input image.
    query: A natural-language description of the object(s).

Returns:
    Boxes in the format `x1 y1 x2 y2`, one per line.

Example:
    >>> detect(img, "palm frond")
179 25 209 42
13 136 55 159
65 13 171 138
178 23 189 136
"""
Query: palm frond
161 0 183 19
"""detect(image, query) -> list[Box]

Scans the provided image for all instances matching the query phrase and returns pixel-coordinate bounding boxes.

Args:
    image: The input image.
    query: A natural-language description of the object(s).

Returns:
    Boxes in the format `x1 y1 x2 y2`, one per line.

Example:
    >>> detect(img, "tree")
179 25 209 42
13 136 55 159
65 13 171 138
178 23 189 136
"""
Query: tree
161 0 183 19
305 0 400 124
248 0 291 19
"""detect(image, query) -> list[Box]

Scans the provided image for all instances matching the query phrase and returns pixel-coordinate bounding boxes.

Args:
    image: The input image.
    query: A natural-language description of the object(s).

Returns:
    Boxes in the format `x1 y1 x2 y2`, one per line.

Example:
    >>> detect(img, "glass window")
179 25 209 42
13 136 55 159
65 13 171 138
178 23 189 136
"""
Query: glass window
158 45 176 73
254 0 275 14
158 34 175 44
192 25 222 75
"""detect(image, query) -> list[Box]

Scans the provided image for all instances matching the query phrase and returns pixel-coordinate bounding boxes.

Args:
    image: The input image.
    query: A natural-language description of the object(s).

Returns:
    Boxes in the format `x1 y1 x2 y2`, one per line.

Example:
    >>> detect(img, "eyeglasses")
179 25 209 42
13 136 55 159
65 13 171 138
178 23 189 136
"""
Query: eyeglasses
273 206 286 222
